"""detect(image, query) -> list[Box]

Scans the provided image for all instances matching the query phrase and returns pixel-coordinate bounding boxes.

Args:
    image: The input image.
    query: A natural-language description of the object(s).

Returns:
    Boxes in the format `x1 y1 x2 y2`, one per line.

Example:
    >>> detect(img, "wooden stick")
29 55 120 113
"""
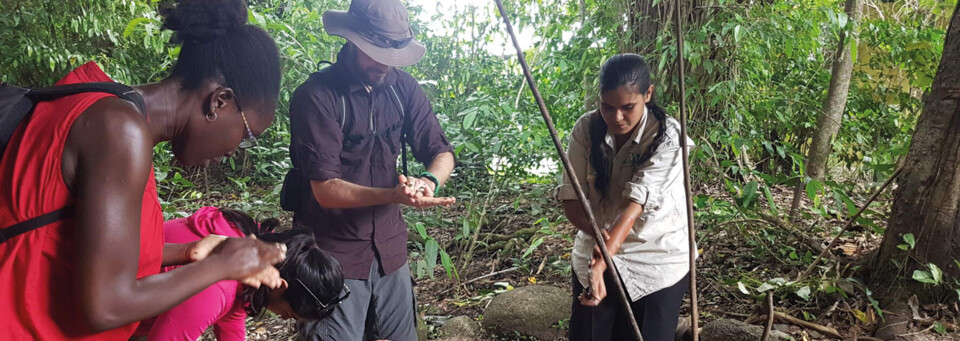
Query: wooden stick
773 311 842 338
492 1 643 340
759 212 826 254
916 318 960 332
463 267 518 285
760 292 775 341
703 308 752 318
438 267 520 296
673 0 700 339
796 162 904 282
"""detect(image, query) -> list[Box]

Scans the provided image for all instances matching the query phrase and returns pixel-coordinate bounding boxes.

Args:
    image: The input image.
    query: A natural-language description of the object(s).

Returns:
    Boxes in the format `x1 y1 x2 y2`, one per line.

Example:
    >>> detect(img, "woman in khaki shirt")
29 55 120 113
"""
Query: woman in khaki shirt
559 54 695 341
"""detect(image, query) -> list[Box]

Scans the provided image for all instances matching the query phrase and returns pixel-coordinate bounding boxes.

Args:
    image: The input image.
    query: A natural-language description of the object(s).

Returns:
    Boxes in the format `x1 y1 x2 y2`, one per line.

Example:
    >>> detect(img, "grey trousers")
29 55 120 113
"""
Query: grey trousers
296 257 418 341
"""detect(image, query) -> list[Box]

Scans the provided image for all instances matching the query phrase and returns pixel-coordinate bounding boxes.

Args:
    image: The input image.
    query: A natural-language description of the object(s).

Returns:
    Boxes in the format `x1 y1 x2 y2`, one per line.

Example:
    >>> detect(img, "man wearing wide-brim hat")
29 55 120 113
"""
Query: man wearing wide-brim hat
283 0 457 340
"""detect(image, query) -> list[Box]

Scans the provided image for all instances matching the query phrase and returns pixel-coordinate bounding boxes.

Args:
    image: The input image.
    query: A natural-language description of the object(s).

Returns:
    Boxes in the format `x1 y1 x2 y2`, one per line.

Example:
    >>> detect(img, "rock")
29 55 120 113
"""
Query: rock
417 314 428 341
442 316 482 338
675 317 693 341
700 319 793 341
673 316 693 341
483 285 571 340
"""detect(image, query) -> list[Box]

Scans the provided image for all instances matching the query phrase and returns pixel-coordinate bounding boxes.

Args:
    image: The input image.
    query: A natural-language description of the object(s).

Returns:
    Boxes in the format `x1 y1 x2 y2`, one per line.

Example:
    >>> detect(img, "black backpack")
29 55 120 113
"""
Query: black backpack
0 81 146 243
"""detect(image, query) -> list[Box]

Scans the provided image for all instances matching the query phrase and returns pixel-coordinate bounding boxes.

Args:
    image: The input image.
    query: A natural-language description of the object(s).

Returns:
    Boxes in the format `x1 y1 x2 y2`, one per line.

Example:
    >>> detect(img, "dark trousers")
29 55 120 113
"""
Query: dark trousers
569 271 689 341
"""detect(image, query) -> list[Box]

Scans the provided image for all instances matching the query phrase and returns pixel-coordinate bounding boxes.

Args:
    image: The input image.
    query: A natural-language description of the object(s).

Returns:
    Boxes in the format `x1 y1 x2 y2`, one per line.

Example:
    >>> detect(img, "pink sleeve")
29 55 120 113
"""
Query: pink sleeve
213 296 247 341
146 281 237 341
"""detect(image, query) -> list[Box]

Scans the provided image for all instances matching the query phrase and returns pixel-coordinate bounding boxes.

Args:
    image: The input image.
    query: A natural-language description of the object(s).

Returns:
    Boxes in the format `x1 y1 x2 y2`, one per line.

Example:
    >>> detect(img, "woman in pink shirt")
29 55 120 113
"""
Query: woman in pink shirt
138 207 346 340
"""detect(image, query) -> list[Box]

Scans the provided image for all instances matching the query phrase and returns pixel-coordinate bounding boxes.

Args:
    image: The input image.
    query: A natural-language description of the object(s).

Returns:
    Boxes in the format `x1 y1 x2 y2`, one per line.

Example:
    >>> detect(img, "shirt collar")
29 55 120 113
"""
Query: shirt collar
604 105 649 149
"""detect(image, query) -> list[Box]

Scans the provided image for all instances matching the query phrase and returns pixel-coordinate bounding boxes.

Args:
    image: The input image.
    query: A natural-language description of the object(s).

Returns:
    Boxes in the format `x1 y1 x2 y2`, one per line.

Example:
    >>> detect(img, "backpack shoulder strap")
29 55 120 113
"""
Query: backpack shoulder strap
28 82 146 115
387 85 405 122
0 206 74 243
0 82 145 243
387 84 409 176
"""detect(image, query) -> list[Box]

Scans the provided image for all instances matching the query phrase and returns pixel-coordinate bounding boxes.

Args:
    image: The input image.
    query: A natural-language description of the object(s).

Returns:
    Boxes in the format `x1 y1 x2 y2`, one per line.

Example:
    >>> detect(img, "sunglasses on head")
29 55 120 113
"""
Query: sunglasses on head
350 13 414 50
360 29 413 49
296 278 351 315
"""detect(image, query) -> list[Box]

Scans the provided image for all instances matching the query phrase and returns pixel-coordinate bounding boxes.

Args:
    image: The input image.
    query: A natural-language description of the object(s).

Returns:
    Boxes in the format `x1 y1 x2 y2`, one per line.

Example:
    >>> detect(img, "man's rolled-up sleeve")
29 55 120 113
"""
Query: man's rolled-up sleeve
289 83 343 181
401 75 454 164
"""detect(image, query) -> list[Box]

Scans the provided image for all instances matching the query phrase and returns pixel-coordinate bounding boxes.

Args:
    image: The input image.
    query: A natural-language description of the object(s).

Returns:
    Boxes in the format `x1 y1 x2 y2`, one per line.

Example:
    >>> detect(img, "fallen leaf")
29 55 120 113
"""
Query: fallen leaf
850 309 869 324
839 242 859 256
908 295 921 320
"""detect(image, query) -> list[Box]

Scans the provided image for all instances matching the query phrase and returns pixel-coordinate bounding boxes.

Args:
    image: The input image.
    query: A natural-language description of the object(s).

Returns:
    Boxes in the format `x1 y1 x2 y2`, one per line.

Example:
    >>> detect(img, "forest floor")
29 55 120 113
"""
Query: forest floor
189 179 960 341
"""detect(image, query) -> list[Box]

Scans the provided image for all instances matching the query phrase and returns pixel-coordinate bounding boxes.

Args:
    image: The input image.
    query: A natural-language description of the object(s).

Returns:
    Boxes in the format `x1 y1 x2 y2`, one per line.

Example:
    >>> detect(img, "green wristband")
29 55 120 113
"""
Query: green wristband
419 171 440 195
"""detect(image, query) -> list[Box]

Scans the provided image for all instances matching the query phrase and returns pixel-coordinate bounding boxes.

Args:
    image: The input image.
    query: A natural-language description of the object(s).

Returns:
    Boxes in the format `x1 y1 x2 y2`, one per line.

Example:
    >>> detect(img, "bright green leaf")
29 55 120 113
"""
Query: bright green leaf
123 17 149 38
522 237 544 259
903 233 916 250
913 270 937 284
425 239 439 274
463 110 478 130
928 263 943 284
741 181 758 207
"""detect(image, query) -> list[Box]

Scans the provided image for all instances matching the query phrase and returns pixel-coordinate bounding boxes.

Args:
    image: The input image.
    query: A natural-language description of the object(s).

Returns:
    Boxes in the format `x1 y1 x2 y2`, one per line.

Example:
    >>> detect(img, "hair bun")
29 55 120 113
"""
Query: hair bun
160 0 249 44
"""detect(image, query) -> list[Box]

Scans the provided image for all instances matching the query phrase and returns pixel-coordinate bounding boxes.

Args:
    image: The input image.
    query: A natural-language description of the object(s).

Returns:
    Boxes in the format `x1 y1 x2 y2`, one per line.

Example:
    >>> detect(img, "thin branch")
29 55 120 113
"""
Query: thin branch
795 161 904 282
916 318 960 332
438 267 519 296
773 311 842 338
759 212 826 254
760 292 775 341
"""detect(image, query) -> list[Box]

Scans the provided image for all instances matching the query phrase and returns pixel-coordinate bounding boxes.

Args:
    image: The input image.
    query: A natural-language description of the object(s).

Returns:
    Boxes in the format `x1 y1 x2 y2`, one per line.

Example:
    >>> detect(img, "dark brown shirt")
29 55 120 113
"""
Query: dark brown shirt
288 51 453 280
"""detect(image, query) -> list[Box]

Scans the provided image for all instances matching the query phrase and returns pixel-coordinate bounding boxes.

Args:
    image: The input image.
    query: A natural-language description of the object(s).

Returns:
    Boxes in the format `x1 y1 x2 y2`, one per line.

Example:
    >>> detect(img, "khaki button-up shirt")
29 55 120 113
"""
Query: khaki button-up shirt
557 108 695 300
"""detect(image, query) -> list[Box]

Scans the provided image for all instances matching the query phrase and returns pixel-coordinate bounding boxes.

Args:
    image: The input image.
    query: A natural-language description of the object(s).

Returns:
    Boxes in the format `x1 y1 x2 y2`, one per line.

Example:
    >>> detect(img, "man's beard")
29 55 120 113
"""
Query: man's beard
364 68 387 86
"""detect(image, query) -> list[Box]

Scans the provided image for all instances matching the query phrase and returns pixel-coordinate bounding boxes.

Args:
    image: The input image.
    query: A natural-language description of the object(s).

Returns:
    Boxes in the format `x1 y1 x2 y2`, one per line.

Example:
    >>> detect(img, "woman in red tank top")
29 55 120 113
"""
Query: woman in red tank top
0 1 285 340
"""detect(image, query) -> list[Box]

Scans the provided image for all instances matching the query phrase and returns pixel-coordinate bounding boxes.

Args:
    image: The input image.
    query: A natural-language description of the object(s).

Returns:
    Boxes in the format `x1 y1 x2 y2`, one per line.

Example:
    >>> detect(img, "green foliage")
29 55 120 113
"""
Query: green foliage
0 0 174 86
410 222 459 280
899 233 917 251
913 263 944 285
6 0 948 202
3 0 955 304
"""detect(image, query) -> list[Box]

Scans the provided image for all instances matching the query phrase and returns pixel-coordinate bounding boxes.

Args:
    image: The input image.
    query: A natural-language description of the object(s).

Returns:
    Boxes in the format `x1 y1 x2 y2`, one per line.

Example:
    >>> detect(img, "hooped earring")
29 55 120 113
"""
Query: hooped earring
206 111 218 122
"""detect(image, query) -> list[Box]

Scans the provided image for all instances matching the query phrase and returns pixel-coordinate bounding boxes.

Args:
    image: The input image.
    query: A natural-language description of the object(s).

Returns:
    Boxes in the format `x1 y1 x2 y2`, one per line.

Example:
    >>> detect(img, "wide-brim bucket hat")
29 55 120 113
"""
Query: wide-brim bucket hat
323 0 426 67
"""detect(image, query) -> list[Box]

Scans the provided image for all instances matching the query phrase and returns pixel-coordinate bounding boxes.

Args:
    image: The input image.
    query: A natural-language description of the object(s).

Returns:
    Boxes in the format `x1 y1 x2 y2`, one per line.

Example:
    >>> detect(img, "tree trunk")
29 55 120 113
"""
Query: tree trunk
788 0 862 220
869 2 960 301
625 0 665 55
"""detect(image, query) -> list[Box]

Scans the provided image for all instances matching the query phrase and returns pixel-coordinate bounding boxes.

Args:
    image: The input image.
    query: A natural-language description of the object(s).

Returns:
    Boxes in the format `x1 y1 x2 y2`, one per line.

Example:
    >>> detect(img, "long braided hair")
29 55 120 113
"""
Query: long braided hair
589 54 669 199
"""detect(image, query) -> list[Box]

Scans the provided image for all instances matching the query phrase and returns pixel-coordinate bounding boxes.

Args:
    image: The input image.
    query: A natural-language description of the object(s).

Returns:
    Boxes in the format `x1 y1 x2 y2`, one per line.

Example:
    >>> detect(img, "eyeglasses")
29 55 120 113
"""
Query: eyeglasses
234 94 258 149
296 278 351 314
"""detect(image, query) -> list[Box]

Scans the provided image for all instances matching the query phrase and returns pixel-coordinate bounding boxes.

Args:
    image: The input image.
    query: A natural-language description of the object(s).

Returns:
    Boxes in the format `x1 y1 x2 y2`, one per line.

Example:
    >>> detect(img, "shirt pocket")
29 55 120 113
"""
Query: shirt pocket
340 137 371 167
